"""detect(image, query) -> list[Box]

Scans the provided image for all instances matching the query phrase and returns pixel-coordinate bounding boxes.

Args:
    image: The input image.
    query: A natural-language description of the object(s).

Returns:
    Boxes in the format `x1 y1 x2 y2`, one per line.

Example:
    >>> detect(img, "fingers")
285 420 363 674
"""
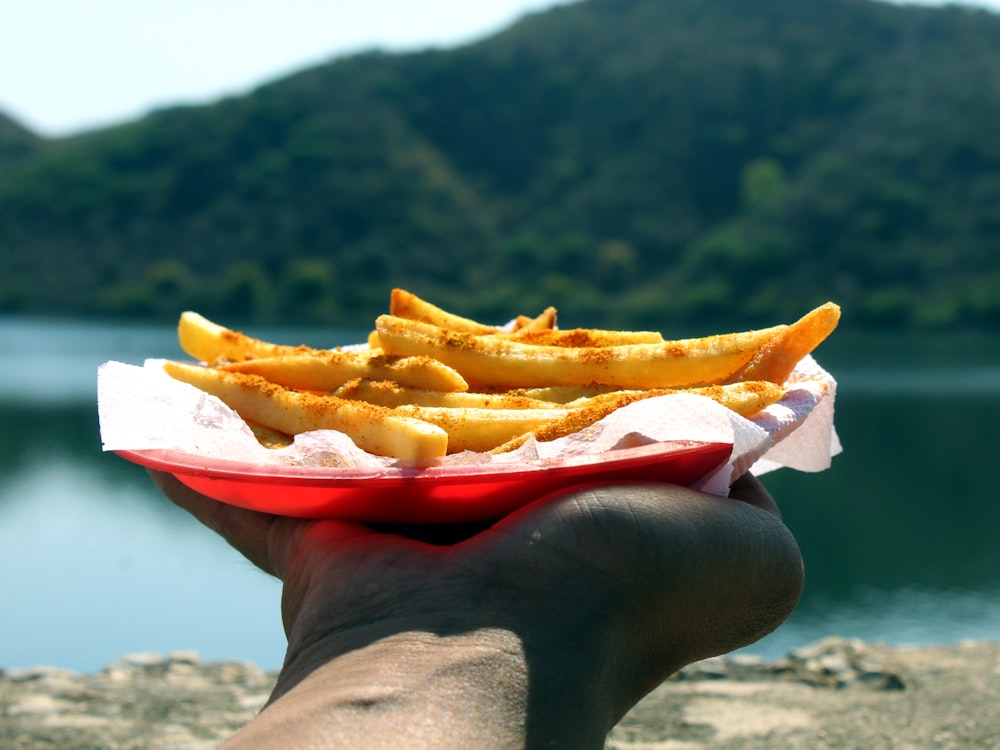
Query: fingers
728 472 781 518
471 480 802 693
148 470 282 575
573 481 801 686
148 470 386 582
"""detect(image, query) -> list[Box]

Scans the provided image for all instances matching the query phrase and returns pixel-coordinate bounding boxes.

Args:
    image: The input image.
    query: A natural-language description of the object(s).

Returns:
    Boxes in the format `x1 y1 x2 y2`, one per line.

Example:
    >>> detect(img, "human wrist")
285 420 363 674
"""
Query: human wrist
238 626 611 750
270 535 623 726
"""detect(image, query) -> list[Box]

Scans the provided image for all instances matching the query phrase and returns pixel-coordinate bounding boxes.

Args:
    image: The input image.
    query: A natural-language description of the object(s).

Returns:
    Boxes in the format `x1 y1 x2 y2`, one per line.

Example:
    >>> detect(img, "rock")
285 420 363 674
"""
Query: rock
611 640 1000 749
0 651 277 750
3 640 999 749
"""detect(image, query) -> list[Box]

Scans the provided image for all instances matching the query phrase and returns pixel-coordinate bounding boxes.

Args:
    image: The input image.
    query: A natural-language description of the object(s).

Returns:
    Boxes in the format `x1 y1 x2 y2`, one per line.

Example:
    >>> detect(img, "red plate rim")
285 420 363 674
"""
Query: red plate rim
116 440 733 489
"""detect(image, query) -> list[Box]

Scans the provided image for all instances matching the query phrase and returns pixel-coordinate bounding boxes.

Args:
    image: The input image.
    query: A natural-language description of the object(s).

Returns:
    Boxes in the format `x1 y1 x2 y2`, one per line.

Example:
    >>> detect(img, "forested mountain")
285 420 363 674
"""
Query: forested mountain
0 111 42 173
2 0 999 331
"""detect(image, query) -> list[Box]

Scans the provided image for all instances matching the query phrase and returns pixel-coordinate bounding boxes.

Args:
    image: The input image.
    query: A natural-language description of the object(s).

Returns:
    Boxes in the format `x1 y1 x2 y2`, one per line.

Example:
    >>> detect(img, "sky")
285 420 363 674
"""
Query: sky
0 0 568 136
1 0 996 137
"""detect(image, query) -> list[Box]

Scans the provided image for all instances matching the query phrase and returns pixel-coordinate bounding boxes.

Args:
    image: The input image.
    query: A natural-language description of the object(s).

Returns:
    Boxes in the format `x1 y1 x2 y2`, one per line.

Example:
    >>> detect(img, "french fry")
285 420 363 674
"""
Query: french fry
162 361 449 461
519 385 622 403
504 327 664 346
375 314 788 390
219 352 469 393
180 309 470 392
670 381 786 416
245 420 294 450
390 288 559 335
389 288 501 334
164 293 839 461
333 379 562 410
390 404 572 454
511 306 558 332
490 381 785 453
726 302 841 385
564 381 786 417
177 311 321 364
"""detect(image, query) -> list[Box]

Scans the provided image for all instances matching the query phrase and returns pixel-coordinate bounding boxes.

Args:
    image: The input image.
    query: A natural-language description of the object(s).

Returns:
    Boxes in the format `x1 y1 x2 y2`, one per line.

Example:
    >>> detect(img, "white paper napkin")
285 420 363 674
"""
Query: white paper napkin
97 354 840 496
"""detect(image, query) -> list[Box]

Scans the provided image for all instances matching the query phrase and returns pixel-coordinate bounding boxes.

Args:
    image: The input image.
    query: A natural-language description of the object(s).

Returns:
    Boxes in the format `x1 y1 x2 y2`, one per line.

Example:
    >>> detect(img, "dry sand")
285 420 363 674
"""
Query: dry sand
2 637 998 749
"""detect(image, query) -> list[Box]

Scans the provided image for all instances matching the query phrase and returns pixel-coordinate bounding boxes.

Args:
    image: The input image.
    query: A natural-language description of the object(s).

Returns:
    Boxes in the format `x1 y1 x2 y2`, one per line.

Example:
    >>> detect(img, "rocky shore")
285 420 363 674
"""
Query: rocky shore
2 637 998 749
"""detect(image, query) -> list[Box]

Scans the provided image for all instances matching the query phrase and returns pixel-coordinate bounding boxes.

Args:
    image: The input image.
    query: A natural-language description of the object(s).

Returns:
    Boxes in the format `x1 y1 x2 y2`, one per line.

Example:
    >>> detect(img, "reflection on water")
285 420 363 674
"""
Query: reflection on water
0 319 184 404
1 318 998 671
0 455 284 672
775 392 1000 593
771 583 1000 654
0 318 355 672
836 366 1000 396
748 359 1000 657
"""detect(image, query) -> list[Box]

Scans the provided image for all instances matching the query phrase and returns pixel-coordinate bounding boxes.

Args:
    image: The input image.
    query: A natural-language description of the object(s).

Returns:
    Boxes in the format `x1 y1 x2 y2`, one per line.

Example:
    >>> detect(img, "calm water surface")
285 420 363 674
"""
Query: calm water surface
1 318 997 672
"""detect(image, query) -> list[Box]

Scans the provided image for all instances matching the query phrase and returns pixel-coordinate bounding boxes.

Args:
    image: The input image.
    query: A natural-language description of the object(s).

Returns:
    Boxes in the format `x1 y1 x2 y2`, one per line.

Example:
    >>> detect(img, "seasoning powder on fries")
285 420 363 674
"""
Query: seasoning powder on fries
156 291 839 460
98 289 841 486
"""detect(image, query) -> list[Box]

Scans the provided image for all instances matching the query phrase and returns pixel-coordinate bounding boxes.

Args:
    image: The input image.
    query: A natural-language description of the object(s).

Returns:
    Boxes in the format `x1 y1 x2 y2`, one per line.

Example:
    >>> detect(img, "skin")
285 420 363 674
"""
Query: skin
150 471 803 749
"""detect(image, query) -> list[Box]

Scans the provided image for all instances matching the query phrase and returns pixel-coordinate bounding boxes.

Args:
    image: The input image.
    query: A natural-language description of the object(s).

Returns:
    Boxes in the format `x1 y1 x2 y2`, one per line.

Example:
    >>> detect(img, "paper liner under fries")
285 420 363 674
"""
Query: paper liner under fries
98 354 839 498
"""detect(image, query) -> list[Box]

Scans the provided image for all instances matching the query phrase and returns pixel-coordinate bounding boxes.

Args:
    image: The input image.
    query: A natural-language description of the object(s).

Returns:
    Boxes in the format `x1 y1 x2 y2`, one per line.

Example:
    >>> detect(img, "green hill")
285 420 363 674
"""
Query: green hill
0 110 43 172
2 0 999 331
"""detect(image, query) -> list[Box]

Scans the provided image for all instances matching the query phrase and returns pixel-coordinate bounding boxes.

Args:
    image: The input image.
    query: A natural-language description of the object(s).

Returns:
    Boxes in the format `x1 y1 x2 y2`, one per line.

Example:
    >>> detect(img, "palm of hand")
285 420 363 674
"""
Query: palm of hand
153 471 801 728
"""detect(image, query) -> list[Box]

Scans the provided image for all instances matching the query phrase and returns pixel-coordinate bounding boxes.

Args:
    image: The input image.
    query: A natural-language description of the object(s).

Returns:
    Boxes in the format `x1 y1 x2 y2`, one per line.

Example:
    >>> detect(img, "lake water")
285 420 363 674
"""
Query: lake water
1 318 998 673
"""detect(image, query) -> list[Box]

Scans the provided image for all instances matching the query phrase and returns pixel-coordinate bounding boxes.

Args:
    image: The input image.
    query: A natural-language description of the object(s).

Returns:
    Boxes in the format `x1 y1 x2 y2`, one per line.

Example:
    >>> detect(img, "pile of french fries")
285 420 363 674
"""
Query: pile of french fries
163 289 840 462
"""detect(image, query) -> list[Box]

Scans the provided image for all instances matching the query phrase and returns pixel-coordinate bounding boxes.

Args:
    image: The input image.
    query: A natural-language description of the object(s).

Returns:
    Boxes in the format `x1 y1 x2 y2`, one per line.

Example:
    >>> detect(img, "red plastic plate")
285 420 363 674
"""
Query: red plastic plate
118 441 732 524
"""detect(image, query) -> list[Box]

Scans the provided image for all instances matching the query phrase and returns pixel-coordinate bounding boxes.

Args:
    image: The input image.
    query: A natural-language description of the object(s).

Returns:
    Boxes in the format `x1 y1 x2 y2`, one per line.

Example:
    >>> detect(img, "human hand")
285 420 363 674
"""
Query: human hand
150 471 802 749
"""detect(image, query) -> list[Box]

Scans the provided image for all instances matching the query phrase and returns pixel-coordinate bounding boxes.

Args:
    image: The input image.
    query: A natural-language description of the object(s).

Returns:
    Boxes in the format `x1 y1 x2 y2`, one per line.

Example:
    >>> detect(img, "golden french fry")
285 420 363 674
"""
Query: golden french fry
375 314 786 390
178 311 322 364
565 381 786 418
511 306 558 332
333 379 561 410
726 302 841 385
389 288 559 336
389 288 501 334
673 381 785 417
490 381 786 453
163 361 449 461
245 420 294 450
489 433 533 454
519 384 622 403
504 327 664 346
166 293 839 461
390 404 571 453
487 392 644 454
220 352 468 393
